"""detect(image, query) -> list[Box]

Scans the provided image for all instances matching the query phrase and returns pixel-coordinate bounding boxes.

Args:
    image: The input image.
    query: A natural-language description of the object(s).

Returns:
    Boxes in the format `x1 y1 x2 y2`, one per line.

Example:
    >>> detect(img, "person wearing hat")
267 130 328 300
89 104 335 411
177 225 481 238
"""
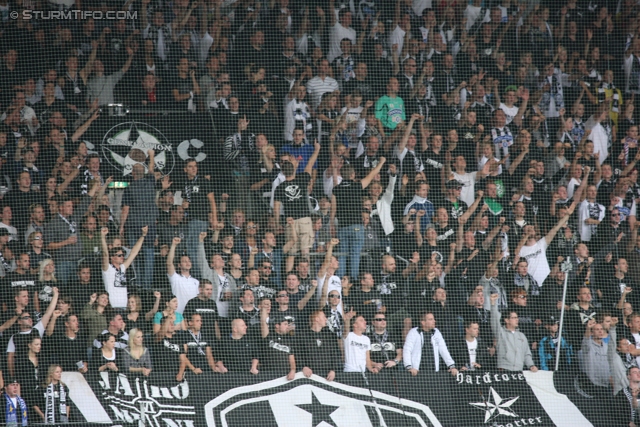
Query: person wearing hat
538 315 573 371
1 377 28 427
259 310 297 380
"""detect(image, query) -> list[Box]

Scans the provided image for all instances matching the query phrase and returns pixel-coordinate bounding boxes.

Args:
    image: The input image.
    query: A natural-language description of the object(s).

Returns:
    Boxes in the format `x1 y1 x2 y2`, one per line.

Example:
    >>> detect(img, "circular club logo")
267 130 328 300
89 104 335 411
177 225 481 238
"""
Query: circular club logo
102 121 174 176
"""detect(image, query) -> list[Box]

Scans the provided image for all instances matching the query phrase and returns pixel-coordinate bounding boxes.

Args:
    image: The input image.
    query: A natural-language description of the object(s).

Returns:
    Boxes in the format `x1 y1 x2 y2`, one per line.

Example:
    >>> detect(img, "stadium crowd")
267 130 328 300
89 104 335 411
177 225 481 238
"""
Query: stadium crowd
1 0 640 424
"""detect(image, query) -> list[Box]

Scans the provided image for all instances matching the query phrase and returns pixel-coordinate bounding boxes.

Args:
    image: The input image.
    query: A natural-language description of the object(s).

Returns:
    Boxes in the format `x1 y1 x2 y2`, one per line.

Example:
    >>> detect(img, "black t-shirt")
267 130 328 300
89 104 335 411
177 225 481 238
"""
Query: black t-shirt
261 332 295 372
150 335 185 374
220 335 258 372
296 328 341 376
176 175 215 222
183 298 219 336
2 271 37 301
333 179 365 226
443 199 467 222
273 172 312 219
345 288 383 322
178 329 214 370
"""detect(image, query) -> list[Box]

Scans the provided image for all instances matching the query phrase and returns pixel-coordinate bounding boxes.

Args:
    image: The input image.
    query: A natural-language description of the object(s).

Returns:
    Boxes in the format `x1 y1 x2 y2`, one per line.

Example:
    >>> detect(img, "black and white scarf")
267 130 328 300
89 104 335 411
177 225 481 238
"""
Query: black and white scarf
514 273 541 296
623 386 639 425
58 214 76 234
44 383 67 425
189 330 206 356
598 83 620 113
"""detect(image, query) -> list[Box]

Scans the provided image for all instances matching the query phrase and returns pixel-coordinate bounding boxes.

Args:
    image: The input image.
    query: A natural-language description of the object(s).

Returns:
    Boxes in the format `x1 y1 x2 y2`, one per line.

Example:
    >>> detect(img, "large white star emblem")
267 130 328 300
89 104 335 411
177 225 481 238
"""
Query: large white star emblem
469 387 520 423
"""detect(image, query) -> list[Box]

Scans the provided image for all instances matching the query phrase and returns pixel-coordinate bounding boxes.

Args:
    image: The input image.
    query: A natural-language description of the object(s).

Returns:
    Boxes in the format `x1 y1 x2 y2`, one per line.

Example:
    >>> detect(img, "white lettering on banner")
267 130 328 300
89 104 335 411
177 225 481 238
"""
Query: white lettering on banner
456 372 526 385
102 121 177 176
98 374 195 427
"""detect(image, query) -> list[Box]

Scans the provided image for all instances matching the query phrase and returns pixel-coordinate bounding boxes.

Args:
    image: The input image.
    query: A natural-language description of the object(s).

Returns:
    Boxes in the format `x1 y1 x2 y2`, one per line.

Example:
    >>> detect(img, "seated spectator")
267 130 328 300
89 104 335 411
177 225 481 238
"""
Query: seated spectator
403 312 458 377
153 295 186 334
122 328 152 378
33 365 70 424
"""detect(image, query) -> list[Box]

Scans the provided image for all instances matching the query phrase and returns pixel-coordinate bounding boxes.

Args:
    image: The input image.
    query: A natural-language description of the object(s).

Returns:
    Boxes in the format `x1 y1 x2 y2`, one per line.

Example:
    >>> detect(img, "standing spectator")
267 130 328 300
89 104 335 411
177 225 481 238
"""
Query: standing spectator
33 365 70 424
119 150 162 289
274 142 321 258
44 179 103 283
342 310 375 373
184 280 219 338
332 158 386 279
366 313 403 371
0 378 29 426
216 319 259 374
100 227 148 310
259 311 297 380
490 293 539 372
179 313 218 375
375 77 405 131
307 60 339 110
176 159 218 275
328 7 357 63
403 312 459 376
122 328 152 378
167 237 199 314
198 234 236 335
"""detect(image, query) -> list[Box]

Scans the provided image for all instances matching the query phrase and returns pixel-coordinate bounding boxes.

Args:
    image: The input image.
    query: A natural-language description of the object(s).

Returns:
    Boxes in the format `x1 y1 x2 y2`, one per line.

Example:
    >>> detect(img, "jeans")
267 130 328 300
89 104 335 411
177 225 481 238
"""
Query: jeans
187 219 209 276
128 236 155 289
337 224 365 280
57 260 78 283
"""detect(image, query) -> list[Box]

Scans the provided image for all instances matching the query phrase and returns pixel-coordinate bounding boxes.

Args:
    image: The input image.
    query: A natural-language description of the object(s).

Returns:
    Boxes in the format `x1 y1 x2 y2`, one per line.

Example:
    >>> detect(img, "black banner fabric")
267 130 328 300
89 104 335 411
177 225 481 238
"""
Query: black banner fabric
65 369 606 427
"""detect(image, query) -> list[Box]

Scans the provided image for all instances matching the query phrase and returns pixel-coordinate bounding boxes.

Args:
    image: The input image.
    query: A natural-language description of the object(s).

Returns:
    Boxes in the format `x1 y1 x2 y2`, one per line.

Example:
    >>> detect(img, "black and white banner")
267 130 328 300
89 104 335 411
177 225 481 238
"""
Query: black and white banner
60 370 603 427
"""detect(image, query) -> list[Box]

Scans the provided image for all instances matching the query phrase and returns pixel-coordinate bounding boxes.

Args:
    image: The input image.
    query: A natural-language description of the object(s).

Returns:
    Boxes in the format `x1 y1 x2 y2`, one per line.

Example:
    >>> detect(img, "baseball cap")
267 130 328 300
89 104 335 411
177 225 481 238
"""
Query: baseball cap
445 180 462 189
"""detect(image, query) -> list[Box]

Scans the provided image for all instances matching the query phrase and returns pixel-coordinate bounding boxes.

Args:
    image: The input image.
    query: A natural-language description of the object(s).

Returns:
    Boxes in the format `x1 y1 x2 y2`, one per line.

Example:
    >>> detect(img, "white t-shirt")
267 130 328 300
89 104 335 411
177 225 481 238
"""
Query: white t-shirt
216 273 231 317
328 23 356 63
518 238 550 286
466 338 478 366
452 171 477 207
169 272 200 314
578 199 605 242
103 264 128 309
464 4 490 31
388 26 406 57
317 273 343 314
344 332 371 372
566 177 581 200
499 103 519 125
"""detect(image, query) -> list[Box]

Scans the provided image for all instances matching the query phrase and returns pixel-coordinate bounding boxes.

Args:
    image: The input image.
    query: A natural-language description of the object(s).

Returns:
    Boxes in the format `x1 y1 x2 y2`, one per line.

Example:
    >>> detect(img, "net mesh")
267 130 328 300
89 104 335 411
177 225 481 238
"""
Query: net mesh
0 0 637 425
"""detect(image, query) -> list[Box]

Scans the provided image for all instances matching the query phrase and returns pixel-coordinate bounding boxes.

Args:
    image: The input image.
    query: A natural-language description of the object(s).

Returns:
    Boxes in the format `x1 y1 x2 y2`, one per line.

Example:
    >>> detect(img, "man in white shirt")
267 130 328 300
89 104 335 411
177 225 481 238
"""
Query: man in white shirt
579 185 605 243
343 310 376 373
328 8 357 63
517 202 576 286
306 60 339 109
388 13 411 57
587 107 611 165
100 227 147 310
168 236 200 314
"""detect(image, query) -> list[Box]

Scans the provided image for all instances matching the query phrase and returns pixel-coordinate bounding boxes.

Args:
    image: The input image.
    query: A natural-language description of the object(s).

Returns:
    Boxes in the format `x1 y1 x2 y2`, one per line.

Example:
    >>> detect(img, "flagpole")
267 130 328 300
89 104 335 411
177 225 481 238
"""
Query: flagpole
555 258 573 371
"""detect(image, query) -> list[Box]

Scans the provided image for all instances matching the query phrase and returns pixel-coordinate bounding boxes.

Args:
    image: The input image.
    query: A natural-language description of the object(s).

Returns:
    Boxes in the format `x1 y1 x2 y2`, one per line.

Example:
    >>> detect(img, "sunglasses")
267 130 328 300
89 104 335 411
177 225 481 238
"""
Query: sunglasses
328 294 341 299
114 253 124 258
20 316 31 320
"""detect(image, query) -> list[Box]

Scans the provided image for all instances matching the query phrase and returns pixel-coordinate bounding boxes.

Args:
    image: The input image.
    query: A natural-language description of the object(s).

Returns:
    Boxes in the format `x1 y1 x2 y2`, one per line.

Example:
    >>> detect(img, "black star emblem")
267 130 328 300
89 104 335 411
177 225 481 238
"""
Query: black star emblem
296 392 340 427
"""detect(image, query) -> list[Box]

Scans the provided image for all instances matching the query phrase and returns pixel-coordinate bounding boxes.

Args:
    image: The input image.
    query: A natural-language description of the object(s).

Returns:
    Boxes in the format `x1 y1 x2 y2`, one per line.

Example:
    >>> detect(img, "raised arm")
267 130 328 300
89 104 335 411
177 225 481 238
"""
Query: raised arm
100 227 110 272
545 202 576 245
123 226 148 269
167 236 180 277
360 156 386 189
304 140 322 175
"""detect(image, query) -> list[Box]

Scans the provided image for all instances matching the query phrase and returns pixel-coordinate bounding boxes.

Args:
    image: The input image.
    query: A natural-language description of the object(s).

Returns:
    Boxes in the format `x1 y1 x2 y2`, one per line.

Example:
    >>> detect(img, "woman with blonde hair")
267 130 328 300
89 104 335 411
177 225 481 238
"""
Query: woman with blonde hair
34 364 70 424
122 328 152 377
35 258 57 314
125 292 161 333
